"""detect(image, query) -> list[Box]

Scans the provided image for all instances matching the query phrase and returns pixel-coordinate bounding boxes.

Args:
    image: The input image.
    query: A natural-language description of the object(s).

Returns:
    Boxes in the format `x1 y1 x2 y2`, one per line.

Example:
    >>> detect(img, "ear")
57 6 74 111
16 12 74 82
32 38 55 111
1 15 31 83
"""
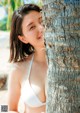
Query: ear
18 35 28 44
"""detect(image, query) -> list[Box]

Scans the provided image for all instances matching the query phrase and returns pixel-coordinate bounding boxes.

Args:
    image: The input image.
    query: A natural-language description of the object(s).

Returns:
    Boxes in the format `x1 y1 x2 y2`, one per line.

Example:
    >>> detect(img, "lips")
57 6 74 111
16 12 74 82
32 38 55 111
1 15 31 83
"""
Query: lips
38 36 42 39
37 35 43 39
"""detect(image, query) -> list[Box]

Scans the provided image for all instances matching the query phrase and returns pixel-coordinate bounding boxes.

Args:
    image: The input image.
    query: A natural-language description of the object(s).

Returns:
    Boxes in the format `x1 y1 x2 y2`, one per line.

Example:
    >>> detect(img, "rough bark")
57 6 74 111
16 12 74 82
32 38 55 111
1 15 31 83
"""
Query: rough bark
42 0 80 113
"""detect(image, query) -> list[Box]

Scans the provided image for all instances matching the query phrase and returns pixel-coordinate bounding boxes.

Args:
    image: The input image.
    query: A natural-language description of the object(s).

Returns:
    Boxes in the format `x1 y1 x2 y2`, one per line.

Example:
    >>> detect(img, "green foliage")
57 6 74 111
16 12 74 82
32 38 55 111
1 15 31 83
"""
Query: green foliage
29 0 43 8
0 17 7 30
7 0 24 30
0 0 43 31
37 0 43 8
0 0 23 30
0 0 8 6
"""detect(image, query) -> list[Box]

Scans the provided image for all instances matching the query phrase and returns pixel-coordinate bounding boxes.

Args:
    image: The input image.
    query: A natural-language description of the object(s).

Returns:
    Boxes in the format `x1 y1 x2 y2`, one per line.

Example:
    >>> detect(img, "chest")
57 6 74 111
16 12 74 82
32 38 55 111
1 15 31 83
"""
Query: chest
29 63 47 102
20 63 47 107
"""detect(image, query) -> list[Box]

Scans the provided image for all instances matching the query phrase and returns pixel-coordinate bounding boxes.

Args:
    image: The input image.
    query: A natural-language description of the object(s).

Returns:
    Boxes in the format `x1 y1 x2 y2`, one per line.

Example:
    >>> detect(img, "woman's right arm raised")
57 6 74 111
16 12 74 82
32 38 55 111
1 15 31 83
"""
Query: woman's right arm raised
8 66 21 113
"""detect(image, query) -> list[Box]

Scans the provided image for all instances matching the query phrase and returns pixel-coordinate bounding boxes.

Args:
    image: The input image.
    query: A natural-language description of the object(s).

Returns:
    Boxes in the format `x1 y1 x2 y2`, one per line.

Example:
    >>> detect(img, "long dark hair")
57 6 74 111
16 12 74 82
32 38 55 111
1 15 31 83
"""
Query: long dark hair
9 4 42 62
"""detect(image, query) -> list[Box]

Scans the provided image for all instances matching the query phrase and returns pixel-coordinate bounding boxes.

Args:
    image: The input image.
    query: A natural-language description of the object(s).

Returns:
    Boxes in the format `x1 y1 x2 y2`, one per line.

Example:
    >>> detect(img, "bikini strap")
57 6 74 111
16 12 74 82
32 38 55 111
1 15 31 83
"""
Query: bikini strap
27 54 34 79
21 54 34 87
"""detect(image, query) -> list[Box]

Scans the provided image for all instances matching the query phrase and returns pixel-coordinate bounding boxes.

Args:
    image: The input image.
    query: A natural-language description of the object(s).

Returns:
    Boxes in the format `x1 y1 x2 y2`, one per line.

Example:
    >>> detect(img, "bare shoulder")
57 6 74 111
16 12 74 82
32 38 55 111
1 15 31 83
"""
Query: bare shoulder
8 54 33 84
8 54 33 111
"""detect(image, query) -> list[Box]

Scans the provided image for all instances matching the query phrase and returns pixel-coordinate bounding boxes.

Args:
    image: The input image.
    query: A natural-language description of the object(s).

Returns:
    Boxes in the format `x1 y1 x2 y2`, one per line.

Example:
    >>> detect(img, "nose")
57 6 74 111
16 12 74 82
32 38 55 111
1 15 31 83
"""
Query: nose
38 24 45 34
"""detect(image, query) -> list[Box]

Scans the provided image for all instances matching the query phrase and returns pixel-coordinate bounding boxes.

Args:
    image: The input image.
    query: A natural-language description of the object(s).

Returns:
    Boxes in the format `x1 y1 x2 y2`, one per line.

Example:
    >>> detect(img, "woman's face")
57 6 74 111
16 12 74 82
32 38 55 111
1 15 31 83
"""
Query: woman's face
20 11 45 49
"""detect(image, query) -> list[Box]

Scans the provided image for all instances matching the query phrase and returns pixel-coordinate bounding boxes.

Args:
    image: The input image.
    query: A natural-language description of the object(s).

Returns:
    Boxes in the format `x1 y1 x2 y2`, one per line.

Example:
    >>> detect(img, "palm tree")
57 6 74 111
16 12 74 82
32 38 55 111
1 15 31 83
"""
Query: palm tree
0 0 42 30
42 0 80 113
7 0 23 30
0 0 23 30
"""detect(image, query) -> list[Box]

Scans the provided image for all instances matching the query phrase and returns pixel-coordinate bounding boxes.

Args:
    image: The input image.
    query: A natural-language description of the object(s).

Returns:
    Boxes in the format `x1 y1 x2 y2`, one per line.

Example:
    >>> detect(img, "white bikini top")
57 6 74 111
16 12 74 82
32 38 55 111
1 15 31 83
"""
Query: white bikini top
20 54 46 107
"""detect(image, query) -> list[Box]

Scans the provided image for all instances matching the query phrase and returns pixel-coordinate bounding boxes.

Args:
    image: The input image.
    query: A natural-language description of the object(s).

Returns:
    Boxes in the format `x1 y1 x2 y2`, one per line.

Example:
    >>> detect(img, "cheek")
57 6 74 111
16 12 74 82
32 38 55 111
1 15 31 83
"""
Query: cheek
24 29 38 43
30 30 37 35
25 32 36 43
28 30 38 39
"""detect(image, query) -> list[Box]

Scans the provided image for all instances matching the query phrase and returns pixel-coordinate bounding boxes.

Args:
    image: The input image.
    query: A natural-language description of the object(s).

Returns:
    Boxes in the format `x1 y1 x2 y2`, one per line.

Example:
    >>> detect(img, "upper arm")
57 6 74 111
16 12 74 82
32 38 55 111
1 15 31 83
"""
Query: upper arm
8 68 21 112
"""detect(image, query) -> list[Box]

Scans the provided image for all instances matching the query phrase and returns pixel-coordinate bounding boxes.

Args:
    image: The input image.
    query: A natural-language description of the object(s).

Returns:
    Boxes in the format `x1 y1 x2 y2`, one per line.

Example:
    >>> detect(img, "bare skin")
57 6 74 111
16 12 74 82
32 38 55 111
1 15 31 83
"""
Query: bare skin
8 11 48 113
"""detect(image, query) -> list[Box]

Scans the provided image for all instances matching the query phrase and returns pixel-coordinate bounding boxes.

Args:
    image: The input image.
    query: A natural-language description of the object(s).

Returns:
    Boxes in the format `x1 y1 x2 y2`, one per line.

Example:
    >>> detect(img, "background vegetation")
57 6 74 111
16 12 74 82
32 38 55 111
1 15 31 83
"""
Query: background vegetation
0 0 43 31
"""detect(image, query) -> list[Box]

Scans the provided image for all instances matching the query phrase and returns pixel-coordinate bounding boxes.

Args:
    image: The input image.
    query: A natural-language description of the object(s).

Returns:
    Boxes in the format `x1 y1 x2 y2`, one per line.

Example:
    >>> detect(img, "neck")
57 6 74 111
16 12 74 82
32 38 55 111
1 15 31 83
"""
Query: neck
34 46 47 63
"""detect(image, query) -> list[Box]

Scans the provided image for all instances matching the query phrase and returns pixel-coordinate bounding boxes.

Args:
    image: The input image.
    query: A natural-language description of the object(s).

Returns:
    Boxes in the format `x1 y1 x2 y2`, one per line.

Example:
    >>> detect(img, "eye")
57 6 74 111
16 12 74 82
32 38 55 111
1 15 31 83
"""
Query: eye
30 26 36 30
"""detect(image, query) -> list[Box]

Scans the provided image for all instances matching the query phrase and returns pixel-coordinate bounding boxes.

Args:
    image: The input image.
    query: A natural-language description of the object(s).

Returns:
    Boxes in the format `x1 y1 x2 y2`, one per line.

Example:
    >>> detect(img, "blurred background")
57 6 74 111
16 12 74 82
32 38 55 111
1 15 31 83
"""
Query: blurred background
0 0 43 106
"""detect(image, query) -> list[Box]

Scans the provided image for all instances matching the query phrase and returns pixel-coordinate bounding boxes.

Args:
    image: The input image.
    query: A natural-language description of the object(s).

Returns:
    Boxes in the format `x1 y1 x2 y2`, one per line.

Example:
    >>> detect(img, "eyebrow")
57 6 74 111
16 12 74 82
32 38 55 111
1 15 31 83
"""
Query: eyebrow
27 16 42 27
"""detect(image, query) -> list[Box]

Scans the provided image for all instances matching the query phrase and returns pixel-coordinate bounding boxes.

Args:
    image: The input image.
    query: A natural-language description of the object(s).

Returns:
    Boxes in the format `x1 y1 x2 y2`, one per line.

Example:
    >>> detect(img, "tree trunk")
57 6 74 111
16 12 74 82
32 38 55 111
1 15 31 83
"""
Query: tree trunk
42 0 80 113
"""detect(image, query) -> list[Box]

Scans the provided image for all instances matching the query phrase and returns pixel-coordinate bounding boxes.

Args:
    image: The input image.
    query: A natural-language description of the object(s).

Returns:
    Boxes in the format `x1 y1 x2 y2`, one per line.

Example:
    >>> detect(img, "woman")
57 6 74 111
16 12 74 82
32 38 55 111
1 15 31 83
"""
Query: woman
8 4 48 113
